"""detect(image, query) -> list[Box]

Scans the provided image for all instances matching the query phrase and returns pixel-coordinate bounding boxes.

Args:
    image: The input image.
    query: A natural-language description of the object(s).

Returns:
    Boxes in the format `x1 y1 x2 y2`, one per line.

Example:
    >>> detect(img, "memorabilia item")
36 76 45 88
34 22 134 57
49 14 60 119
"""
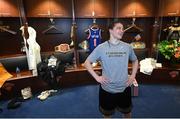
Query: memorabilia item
55 44 71 53
79 40 89 50
21 87 32 100
139 58 157 75
86 24 102 52
130 41 146 49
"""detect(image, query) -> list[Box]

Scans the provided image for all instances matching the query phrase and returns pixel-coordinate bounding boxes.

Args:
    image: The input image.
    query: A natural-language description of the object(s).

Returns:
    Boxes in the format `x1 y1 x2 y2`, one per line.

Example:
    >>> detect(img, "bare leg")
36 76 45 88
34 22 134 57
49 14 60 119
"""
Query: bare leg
122 112 131 118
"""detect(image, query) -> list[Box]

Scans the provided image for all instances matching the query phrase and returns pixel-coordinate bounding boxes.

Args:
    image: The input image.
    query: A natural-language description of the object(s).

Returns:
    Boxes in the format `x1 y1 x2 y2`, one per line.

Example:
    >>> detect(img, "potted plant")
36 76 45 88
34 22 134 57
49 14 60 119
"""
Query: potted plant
157 40 180 66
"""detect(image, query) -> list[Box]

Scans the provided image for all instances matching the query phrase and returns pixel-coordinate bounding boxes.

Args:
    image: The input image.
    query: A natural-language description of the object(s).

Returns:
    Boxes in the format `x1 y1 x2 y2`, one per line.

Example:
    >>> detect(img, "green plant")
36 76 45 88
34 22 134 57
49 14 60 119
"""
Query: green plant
157 40 180 61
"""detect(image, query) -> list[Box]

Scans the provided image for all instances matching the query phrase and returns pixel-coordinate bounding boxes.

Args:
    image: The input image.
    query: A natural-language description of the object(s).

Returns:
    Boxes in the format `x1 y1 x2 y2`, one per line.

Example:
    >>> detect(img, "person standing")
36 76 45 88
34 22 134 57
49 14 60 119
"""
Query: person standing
84 21 138 118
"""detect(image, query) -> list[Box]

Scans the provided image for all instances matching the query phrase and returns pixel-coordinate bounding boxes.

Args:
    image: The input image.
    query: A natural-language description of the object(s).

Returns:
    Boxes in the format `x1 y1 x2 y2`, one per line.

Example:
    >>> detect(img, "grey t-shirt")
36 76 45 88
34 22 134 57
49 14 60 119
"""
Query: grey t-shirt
87 41 137 93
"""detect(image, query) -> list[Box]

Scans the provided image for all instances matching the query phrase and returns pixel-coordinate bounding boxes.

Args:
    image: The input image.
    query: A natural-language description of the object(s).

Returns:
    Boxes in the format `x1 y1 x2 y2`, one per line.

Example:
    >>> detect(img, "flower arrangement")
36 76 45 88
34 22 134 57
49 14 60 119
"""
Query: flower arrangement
157 40 180 61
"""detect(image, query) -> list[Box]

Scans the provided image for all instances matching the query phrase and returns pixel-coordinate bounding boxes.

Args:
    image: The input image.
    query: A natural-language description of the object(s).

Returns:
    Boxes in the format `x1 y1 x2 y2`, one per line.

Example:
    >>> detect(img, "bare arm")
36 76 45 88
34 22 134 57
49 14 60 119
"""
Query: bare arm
84 59 107 84
131 59 139 78
126 59 139 86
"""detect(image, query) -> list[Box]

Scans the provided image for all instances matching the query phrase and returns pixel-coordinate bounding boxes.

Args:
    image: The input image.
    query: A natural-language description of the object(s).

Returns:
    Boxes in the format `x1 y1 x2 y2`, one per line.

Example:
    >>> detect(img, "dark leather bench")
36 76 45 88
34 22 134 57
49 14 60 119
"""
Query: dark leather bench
41 50 74 64
0 50 74 73
78 50 90 64
0 55 28 72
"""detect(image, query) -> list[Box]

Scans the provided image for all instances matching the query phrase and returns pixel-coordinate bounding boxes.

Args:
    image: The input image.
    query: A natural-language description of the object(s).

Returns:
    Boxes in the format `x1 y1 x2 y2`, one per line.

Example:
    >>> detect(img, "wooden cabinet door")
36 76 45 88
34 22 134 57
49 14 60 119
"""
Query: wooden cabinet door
136 0 155 17
0 0 19 17
75 0 94 18
161 0 180 16
50 0 71 18
26 0 50 17
94 0 114 18
117 0 155 18
75 0 114 18
26 0 71 18
117 0 136 18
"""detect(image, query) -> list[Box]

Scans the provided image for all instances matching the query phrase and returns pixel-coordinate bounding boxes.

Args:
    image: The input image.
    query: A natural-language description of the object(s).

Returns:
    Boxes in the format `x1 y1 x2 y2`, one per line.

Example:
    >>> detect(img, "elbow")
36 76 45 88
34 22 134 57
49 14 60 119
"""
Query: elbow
132 59 138 64
136 59 139 64
134 59 138 64
132 59 139 67
135 59 139 65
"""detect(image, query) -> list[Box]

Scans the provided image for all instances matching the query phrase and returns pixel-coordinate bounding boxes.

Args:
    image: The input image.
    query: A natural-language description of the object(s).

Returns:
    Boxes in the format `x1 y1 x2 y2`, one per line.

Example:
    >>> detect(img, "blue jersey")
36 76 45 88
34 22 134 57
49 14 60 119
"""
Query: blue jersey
87 28 102 52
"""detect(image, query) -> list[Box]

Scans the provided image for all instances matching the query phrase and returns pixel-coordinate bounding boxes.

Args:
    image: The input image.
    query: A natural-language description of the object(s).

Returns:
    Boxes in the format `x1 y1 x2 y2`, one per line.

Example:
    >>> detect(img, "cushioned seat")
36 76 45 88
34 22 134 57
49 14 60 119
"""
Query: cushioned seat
0 55 28 72
41 50 74 64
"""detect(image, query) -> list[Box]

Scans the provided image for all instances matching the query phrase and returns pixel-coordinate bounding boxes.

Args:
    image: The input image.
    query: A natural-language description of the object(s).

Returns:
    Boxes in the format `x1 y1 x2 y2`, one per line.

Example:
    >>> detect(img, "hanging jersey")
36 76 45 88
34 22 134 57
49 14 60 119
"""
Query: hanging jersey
87 28 102 52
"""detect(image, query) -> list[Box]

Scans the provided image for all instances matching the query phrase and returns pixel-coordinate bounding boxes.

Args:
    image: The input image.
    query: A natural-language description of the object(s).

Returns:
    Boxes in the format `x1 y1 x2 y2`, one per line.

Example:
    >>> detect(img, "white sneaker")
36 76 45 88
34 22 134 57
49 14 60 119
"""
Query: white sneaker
48 89 58 93
38 90 58 101
37 91 48 99
39 91 50 101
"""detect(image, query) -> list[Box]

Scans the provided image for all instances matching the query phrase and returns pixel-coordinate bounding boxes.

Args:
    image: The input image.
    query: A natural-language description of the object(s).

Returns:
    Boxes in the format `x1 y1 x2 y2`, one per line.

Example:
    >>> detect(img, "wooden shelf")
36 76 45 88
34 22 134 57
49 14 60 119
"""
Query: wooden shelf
6 66 101 81
7 70 34 81
66 66 101 73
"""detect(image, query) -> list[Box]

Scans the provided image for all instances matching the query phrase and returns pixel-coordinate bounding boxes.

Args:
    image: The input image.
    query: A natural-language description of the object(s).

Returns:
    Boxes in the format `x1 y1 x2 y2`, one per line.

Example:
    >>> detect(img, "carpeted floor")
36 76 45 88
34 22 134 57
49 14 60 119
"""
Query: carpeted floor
0 84 180 118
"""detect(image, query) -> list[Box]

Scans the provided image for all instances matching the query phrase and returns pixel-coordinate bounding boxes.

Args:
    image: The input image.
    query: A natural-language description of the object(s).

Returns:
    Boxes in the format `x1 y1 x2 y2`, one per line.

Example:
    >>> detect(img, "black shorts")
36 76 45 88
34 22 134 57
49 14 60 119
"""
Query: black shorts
99 86 132 116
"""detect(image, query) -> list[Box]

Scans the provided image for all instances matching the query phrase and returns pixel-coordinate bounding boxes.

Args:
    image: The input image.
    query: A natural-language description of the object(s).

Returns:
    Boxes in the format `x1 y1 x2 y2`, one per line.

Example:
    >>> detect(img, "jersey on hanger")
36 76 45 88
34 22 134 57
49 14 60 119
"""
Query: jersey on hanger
87 28 102 52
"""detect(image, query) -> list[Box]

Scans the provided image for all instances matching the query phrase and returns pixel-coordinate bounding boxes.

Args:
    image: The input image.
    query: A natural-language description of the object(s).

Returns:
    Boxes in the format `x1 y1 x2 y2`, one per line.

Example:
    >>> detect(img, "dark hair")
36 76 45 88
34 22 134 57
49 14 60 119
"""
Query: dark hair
108 20 123 30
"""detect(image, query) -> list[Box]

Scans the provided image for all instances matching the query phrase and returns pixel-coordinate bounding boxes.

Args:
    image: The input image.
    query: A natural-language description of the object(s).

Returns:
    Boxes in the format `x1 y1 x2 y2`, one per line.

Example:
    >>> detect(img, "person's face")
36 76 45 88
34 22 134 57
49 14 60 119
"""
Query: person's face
109 23 124 39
